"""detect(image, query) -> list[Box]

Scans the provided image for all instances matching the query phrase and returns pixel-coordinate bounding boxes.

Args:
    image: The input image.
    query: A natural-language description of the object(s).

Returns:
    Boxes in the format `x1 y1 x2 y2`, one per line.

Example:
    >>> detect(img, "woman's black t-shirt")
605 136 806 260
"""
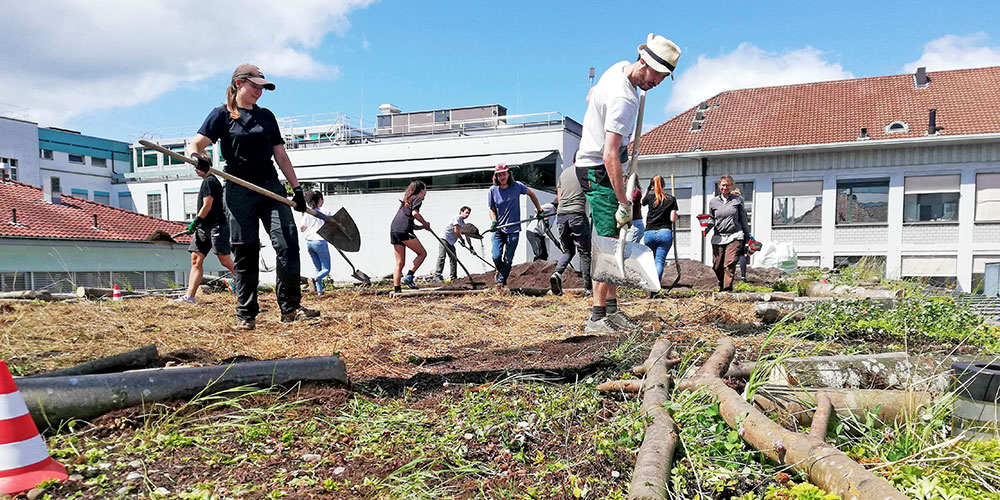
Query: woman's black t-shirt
642 192 678 231
197 105 285 184
390 197 423 234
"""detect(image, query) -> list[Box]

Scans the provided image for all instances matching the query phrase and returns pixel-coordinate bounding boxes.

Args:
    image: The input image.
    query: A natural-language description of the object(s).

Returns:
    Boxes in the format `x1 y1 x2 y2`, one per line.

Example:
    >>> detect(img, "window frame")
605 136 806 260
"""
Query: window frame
68 153 86 164
183 191 199 221
91 157 107 168
836 178 889 226
39 149 53 160
772 180 823 227
147 193 163 219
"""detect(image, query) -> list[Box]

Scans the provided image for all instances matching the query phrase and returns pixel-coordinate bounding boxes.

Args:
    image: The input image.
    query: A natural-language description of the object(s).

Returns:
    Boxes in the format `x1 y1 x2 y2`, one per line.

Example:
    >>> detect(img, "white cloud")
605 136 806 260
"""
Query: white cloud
0 0 373 126
903 32 1000 73
665 43 853 115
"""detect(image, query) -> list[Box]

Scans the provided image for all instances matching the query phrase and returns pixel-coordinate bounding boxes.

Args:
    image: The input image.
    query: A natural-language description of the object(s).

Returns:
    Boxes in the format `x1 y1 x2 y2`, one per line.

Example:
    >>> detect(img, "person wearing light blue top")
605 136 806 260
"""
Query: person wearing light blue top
488 163 542 286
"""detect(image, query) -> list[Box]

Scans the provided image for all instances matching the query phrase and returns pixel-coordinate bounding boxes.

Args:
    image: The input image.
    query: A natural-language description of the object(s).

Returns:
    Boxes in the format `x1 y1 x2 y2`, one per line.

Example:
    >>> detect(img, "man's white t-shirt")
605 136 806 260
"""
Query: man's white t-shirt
575 61 640 168
302 206 334 242
438 214 466 245
526 202 556 235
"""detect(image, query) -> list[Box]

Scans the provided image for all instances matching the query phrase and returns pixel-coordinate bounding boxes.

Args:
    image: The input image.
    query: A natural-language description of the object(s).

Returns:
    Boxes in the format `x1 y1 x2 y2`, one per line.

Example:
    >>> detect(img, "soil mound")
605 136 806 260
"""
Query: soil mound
440 260 586 290
660 259 787 290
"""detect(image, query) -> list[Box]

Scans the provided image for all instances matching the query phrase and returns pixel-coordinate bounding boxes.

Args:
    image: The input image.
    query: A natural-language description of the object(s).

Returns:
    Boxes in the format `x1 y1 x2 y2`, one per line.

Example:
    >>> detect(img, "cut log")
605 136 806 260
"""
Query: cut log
628 339 678 500
631 356 682 377
713 291 797 302
29 344 160 378
769 352 999 393
802 281 902 300
753 384 932 428
597 379 644 393
16 355 347 428
390 289 484 298
76 286 143 299
678 338 907 500
808 392 833 440
0 290 54 301
754 302 807 324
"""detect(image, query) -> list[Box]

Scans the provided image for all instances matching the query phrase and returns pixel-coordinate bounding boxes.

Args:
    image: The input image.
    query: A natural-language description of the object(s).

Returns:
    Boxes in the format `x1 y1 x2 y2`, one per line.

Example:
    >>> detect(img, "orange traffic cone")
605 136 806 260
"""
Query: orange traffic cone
112 284 122 301
0 360 68 494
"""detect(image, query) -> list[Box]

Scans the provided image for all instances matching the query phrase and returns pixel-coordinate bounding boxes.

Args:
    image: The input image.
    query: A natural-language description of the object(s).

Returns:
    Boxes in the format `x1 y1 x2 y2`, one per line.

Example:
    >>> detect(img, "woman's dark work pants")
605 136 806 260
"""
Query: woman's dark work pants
225 180 301 320
712 240 741 292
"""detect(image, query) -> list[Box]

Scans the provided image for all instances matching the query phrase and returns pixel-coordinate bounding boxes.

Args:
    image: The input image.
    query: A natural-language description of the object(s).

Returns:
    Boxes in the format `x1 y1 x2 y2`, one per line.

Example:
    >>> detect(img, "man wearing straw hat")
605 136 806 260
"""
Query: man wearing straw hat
576 33 680 333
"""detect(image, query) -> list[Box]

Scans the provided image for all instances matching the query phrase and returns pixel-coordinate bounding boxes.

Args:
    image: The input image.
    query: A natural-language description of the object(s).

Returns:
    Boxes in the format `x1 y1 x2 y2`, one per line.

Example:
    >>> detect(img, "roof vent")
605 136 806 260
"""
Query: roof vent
858 127 869 140
9 208 24 227
915 67 930 88
690 121 702 132
43 176 61 205
91 214 102 230
928 108 944 135
377 103 402 115
697 101 709 111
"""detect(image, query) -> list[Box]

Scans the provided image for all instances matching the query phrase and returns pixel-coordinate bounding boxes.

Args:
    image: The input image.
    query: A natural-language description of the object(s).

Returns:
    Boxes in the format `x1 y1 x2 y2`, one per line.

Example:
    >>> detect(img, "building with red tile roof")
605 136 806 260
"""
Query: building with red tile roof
0 179 223 292
634 66 1000 292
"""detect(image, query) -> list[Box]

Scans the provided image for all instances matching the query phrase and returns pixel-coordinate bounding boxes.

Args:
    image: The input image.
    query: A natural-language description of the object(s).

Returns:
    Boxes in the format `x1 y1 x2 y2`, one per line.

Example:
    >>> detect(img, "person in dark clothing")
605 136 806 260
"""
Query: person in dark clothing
641 175 678 282
174 168 236 303
550 165 592 296
391 181 430 292
186 63 319 331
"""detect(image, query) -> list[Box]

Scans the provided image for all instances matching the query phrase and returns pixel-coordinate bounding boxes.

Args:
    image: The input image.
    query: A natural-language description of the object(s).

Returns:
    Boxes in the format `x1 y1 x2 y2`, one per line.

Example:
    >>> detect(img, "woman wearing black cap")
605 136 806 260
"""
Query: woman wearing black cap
185 63 318 331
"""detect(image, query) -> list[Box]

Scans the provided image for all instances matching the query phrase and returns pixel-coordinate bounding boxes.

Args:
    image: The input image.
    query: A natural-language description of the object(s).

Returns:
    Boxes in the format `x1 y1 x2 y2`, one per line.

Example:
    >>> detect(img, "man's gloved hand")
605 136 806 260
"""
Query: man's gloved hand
291 186 306 212
615 202 633 229
535 209 546 220
191 153 211 174
185 217 202 235
490 221 498 231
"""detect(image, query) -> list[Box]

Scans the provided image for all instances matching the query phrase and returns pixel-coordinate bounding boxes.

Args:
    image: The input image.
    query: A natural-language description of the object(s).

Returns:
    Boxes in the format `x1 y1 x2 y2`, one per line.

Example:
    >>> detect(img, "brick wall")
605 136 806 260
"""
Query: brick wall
974 223 1000 244
901 224 959 245
771 226 822 247
834 225 889 246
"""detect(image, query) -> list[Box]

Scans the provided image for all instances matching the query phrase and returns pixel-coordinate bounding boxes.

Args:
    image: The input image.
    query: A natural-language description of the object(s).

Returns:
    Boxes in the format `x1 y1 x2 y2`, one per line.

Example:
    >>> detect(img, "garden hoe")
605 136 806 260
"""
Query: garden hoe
138 140 372 286
590 90 660 293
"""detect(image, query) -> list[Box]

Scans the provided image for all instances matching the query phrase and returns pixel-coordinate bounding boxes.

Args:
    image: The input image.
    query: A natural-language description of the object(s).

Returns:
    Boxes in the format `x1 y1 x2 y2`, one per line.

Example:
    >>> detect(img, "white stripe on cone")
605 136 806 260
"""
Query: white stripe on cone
0 391 29 420
0 435 52 471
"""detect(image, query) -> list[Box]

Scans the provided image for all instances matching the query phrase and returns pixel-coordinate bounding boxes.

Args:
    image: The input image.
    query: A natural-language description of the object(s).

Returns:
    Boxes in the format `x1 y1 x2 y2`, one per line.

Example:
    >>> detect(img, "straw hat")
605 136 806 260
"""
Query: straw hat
637 33 681 77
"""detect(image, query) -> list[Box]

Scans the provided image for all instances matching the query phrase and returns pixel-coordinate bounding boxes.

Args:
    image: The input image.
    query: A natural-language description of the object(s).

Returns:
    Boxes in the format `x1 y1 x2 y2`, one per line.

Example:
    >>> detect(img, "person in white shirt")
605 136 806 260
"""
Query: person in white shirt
434 206 472 281
575 33 681 333
299 190 333 294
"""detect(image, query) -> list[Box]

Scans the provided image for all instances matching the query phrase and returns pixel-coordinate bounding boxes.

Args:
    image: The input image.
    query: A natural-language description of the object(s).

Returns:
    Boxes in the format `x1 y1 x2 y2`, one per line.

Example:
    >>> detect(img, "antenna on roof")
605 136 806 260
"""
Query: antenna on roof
589 67 595 87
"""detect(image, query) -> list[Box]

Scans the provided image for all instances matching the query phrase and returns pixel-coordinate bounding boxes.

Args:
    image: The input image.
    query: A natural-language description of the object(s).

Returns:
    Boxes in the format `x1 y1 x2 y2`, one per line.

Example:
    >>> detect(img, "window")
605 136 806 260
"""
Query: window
674 187 692 229
39 149 53 160
0 157 17 181
147 193 162 218
94 191 110 205
837 179 889 224
183 191 199 221
119 193 134 211
91 157 107 167
975 173 1000 221
904 174 959 222
141 150 158 168
772 180 823 226
167 147 186 166
377 115 392 128
434 110 451 123
884 121 909 134
68 154 85 164
70 188 88 200
901 255 957 276
714 181 753 222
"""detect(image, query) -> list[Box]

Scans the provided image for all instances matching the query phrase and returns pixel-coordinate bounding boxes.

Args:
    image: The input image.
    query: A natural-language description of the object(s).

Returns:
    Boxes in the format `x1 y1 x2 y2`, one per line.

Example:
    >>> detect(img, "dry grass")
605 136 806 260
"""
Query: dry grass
0 290 753 380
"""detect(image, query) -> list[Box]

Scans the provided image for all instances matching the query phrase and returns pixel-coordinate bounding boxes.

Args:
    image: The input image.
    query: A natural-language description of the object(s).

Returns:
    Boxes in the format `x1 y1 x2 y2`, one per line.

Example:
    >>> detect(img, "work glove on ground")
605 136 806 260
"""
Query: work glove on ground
190 153 211 174
490 221 498 232
185 217 203 235
291 186 306 212
615 202 633 229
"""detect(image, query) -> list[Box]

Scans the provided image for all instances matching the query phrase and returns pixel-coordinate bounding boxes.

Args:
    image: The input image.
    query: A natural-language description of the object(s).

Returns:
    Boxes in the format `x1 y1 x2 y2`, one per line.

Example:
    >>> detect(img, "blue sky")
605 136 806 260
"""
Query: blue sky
3 1 1000 141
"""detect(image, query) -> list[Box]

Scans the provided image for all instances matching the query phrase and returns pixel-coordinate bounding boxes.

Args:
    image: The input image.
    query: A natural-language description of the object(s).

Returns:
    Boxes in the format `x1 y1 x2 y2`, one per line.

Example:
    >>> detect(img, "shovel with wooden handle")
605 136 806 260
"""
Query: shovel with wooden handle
425 227 484 289
589 91 661 292
138 140 372 285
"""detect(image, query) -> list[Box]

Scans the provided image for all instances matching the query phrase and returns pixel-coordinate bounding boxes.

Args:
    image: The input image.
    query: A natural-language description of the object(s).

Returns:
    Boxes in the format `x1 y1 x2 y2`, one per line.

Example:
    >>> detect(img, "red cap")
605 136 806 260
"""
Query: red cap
494 163 510 174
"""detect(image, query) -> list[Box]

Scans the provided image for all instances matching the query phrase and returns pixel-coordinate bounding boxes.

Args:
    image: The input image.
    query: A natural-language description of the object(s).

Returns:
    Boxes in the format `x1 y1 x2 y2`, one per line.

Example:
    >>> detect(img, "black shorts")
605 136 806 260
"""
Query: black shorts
188 223 231 256
390 231 416 245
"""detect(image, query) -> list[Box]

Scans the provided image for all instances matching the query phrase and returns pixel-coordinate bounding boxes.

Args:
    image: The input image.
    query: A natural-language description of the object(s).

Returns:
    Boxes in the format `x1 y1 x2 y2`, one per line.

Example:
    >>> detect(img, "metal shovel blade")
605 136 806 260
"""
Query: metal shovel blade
317 207 362 252
591 235 661 292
